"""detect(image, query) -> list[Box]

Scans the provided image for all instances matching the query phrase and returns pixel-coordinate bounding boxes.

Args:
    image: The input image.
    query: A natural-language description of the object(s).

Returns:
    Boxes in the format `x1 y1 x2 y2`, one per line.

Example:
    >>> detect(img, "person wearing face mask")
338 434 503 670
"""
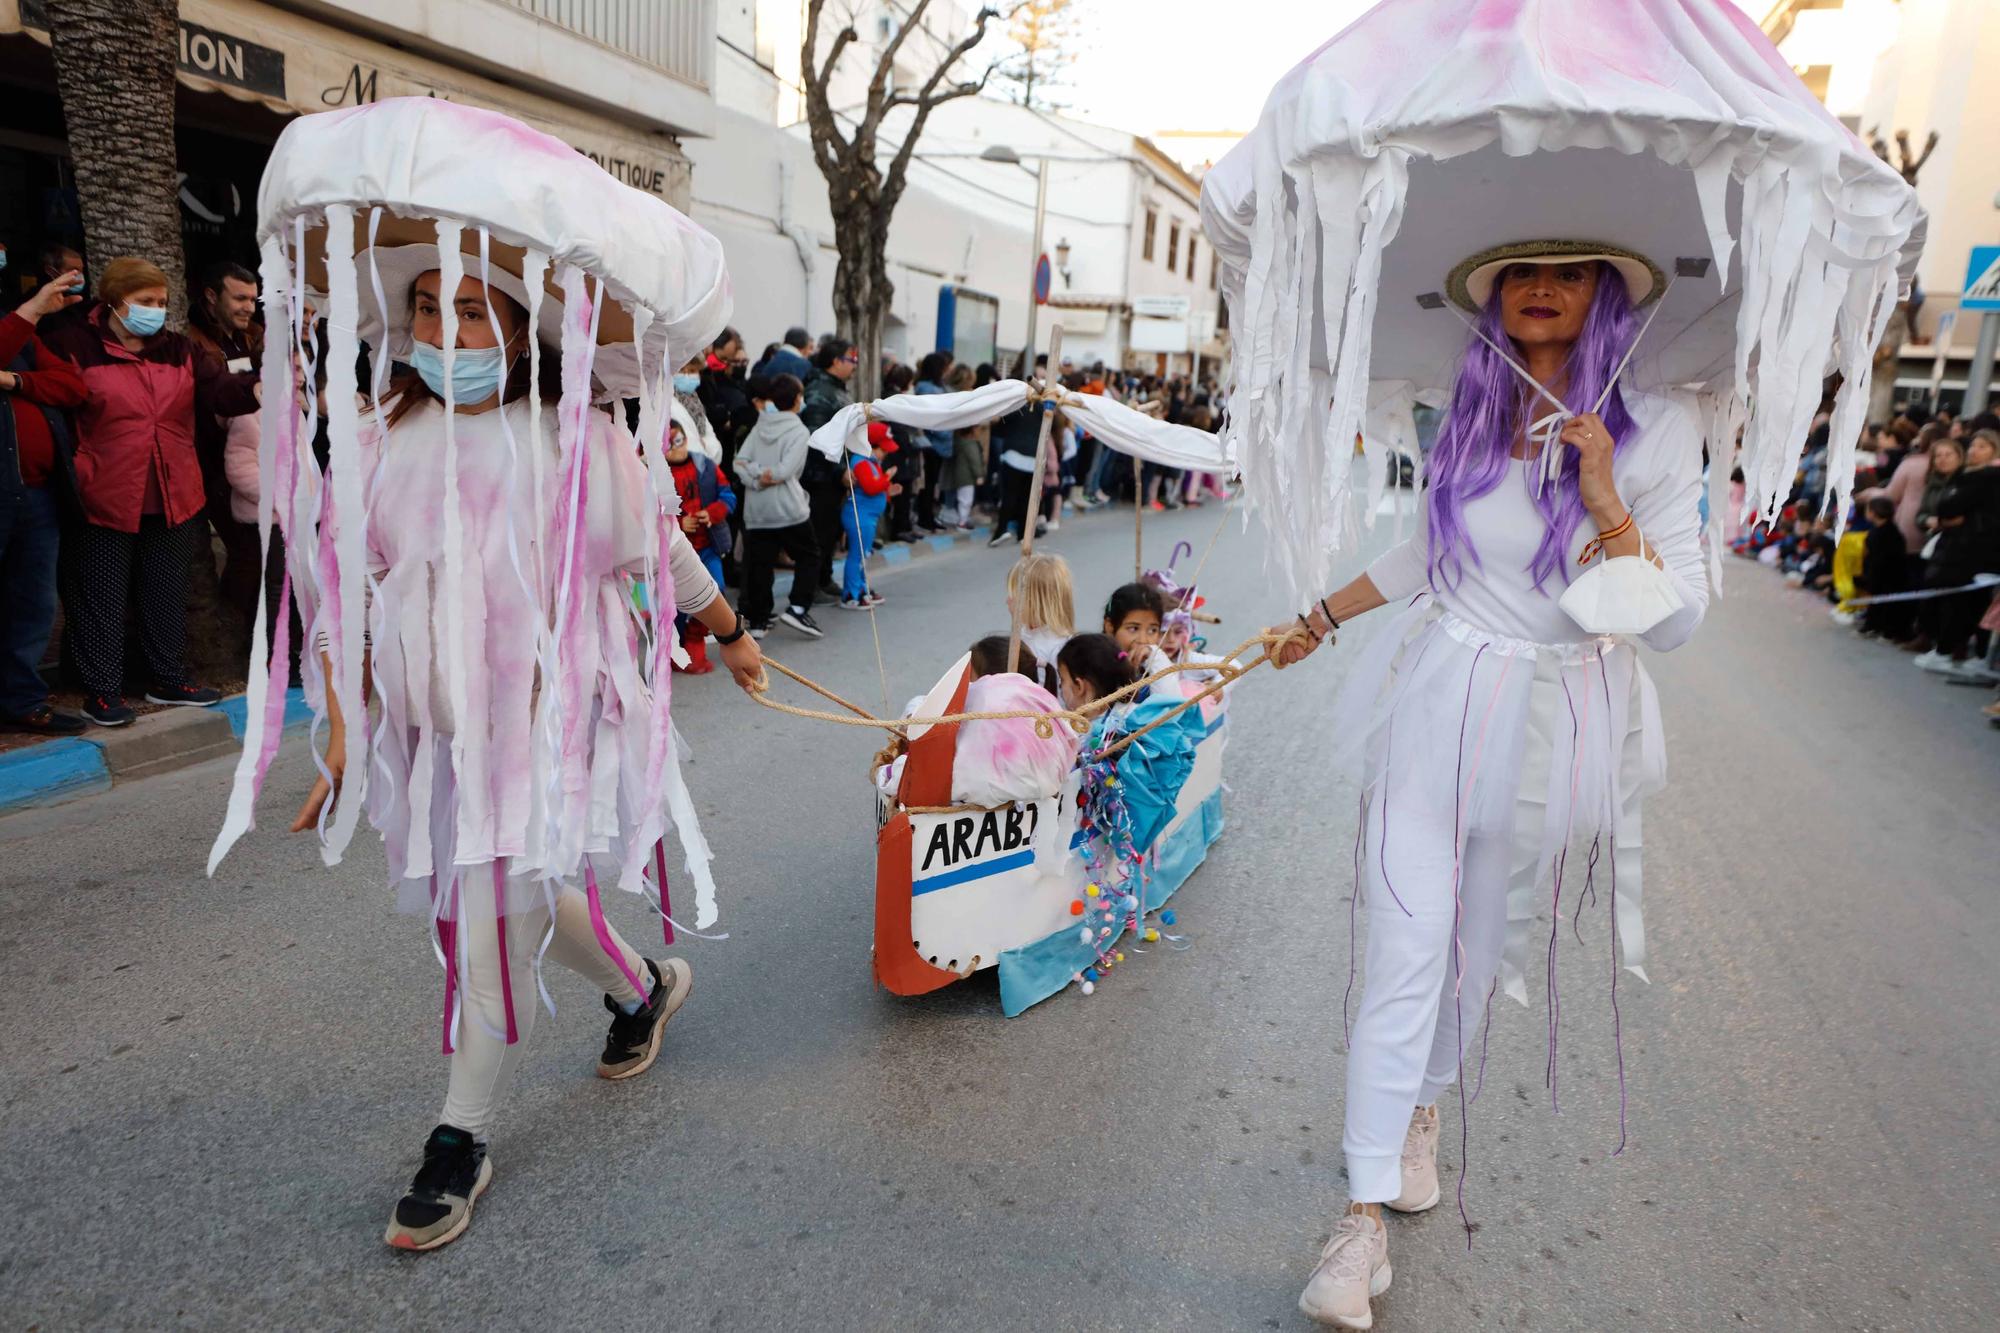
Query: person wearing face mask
286 253 764 1251
43 256 261 727
670 352 723 463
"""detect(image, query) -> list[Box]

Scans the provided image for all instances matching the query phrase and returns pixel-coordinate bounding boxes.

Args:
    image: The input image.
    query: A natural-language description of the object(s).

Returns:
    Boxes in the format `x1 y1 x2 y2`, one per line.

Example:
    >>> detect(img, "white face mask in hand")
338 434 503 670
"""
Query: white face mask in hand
1558 525 1685 636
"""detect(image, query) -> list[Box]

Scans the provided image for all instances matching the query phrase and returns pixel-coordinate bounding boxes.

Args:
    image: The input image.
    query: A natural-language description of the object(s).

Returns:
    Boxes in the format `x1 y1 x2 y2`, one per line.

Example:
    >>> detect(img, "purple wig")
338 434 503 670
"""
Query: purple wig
1424 266 1639 592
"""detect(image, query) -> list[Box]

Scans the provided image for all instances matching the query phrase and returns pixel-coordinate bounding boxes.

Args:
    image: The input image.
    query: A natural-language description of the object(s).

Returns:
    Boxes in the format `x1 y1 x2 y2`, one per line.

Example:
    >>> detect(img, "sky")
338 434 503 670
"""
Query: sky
1058 0 1767 137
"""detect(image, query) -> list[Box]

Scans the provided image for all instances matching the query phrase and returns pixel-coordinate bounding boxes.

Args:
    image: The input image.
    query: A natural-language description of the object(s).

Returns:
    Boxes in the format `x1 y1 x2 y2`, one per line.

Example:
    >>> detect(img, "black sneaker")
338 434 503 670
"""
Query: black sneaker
2 705 87 737
780 608 824 639
597 957 692 1080
817 581 843 601
82 694 135 728
987 529 1015 548
748 621 771 641
384 1124 491 1251
144 682 222 707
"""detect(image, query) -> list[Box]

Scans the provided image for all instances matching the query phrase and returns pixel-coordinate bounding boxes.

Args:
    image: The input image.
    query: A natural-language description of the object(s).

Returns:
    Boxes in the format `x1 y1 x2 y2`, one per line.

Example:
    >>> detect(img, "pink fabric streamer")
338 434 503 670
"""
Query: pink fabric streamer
438 875 459 1056
493 864 518 1044
583 864 651 1002
654 841 675 946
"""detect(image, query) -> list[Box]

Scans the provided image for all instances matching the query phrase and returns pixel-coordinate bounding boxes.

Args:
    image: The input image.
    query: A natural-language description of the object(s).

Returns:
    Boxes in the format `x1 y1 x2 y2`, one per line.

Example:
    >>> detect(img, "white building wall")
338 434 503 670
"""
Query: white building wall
683 106 1033 363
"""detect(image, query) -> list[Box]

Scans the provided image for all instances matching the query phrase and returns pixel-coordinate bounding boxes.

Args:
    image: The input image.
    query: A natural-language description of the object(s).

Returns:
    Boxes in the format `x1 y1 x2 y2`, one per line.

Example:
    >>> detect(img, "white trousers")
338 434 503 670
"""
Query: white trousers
1343 804 1517 1204
440 887 650 1138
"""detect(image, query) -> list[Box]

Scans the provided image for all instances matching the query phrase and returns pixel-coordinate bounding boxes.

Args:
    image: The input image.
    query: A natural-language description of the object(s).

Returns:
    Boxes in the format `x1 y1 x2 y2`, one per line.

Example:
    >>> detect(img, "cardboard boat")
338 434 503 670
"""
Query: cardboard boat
873 657 1229 1016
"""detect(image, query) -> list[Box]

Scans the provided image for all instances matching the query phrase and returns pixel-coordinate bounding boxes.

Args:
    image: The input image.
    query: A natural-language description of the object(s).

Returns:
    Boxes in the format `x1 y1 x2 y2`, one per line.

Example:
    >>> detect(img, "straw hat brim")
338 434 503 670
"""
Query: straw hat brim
1449 240 1665 313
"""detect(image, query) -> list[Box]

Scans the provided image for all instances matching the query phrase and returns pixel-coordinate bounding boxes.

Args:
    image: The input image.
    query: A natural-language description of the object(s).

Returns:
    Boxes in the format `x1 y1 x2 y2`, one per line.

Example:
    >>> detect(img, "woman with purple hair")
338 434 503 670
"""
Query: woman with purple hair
1271 245 1709 1327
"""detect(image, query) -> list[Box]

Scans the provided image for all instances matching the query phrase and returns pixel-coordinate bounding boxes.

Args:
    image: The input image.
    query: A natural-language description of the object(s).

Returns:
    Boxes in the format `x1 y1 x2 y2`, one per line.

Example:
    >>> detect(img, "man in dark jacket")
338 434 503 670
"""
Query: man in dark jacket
0 270 90 734
753 326 814 384
799 337 857 600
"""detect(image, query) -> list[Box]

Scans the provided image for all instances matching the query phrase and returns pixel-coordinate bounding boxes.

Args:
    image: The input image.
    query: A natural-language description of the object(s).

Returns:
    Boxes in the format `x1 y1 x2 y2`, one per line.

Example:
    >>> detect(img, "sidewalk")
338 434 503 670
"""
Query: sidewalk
0 690 311 815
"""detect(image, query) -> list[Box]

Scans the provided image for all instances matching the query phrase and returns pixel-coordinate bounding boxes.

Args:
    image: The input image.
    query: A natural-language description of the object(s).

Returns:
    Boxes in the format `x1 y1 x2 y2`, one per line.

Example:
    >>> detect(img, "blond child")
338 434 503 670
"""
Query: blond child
1006 552 1076 692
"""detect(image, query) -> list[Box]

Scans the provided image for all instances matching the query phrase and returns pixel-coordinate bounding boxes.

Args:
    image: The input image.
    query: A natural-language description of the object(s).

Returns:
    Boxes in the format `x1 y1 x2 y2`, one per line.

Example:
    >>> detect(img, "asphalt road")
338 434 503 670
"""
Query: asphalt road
3 493 1995 1331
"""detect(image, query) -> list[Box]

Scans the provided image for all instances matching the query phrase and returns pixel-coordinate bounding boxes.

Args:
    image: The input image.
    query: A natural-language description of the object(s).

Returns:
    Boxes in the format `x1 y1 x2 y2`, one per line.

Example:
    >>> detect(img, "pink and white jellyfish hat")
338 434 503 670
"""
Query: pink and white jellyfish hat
1201 0 1925 606
210 97 732 891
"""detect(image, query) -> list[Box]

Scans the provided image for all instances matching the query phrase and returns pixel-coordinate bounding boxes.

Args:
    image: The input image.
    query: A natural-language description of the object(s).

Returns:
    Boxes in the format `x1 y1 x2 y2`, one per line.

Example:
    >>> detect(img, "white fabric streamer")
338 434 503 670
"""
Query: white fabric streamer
807 379 1230 472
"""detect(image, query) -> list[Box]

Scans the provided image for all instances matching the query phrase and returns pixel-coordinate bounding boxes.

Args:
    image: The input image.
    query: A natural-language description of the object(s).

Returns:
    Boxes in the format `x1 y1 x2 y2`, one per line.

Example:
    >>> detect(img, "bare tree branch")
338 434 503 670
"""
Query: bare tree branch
869 0 939 114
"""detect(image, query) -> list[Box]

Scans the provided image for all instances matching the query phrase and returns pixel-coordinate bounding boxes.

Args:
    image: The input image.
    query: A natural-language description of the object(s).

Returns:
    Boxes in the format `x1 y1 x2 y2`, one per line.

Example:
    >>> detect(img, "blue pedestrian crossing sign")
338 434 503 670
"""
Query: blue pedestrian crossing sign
1965 246 2000 312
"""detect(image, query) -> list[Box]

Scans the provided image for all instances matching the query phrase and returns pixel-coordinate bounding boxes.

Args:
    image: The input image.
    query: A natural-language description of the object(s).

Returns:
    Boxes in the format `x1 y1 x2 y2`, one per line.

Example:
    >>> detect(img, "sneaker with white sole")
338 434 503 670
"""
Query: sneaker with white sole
384 1124 491 1251
1913 649 1950 672
779 607 824 639
1944 658 1999 686
1385 1104 1441 1213
597 957 692 1080
1299 1207 1391 1329
839 597 868 611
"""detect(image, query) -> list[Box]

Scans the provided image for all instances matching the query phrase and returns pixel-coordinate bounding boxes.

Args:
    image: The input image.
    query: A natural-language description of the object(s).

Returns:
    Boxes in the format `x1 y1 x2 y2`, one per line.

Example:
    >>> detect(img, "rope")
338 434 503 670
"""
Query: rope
1133 452 1145 578
844 475 893 715
1186 497 1235 593
749 627 1317 742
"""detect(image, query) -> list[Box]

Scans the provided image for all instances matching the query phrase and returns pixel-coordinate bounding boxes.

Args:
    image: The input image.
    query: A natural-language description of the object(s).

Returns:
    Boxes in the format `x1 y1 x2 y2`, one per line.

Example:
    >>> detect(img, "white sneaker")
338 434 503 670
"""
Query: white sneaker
1916 650 1956 675
1385 1104 1441 1213
1945 658 1999 686
1829 608 1857 628
1299 1208 1391 1329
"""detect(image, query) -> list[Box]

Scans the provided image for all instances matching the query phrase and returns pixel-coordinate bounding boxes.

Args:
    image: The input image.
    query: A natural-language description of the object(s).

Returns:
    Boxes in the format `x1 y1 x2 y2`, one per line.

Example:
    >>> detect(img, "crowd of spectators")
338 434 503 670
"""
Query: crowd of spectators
1727 403 2000 728
681 323 1229 647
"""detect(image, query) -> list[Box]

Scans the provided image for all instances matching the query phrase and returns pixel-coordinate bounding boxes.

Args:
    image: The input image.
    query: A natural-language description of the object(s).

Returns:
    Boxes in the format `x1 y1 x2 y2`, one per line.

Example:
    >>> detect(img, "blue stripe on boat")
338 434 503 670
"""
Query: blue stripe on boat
912 848 1035 896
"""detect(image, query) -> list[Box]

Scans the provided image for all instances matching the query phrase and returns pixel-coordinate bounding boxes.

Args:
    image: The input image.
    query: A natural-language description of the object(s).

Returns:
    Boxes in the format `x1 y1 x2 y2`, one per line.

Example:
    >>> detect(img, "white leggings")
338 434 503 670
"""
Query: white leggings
440 888 650 1138
1343 814 1515 1204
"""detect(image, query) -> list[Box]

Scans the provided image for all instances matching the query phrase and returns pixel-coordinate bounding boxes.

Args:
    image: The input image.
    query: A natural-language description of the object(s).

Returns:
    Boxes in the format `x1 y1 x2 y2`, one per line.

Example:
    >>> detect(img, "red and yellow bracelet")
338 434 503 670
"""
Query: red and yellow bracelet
1578 509 1634 565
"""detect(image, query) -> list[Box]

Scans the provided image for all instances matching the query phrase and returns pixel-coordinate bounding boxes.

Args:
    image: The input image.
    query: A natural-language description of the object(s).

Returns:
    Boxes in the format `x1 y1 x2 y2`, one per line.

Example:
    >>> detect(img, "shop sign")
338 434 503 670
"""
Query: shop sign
19 2 286 100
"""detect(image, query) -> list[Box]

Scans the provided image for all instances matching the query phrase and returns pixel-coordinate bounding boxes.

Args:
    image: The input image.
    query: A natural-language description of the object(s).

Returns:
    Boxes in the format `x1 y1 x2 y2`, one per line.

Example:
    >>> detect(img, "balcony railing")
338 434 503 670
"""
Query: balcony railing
497 0 714 90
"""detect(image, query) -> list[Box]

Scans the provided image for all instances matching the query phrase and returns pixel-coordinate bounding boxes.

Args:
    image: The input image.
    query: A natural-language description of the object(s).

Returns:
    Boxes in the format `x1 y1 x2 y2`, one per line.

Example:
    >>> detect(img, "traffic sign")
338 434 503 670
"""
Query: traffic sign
1033 253 1052 305
1964 246 2000 312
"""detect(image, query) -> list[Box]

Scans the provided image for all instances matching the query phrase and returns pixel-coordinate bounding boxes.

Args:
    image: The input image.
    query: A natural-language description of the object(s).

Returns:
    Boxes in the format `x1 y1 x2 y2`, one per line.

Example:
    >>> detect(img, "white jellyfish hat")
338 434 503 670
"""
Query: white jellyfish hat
1201 0 1926 604
211 97 734 929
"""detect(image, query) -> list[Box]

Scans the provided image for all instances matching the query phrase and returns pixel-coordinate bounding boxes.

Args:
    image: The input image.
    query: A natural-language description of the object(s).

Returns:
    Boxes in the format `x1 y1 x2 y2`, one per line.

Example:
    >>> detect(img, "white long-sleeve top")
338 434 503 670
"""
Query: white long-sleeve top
1365 390 1708 651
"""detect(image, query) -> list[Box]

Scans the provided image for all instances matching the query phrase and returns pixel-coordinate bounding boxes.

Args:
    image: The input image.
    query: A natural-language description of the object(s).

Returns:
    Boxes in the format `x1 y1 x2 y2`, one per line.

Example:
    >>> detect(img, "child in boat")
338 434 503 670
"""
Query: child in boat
955 635 1074 807
1057 632 1200 862
874 634 1071 799
1006 553 1075 692
1103 581 1173 676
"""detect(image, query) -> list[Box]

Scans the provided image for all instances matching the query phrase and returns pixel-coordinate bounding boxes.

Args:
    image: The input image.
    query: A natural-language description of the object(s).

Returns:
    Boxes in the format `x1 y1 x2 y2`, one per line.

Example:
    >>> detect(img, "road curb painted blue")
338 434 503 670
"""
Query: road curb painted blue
0 688 311 816
0 739 111 813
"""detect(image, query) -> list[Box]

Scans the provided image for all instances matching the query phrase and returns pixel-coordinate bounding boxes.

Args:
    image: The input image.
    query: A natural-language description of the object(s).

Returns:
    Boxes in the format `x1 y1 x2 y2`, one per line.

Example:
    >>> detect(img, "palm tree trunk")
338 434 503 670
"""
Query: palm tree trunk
45 0 187 320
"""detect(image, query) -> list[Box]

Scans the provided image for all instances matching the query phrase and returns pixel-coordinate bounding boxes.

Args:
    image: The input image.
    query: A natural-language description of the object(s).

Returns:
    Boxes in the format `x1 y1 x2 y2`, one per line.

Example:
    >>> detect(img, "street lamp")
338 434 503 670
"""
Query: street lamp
918 143 1125 371
1055 236 1072 287
976 144 1051 366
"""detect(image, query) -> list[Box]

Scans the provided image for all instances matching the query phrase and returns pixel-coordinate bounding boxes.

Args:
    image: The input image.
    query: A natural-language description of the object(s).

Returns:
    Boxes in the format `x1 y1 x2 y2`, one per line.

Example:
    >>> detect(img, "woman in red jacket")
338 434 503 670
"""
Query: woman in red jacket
44 257 259 727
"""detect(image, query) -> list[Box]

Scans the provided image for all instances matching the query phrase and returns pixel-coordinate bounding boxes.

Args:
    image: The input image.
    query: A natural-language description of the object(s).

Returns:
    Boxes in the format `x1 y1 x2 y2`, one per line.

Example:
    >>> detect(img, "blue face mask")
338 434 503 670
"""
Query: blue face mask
761 402 776 415
120 303 167 337
409 340 509 405
673 373 701 394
